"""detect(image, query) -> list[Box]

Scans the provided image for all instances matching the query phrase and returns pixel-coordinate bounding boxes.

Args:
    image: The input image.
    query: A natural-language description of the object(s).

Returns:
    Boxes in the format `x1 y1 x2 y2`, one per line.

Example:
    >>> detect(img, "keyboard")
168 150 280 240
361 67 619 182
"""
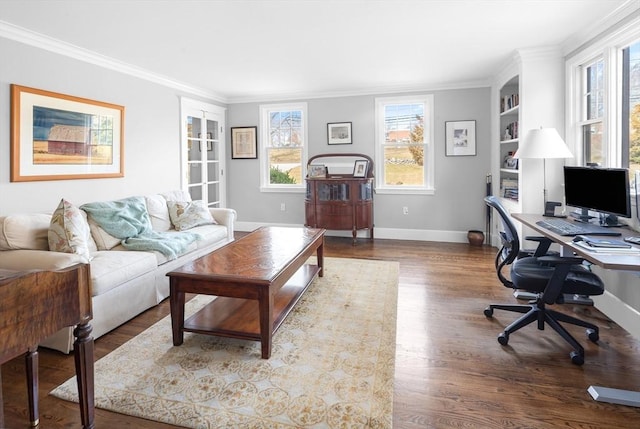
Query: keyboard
536 218 622 236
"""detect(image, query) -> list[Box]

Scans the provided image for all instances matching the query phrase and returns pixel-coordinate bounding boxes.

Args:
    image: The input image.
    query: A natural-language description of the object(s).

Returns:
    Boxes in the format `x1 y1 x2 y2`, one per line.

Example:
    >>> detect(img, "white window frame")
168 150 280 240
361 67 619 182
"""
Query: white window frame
374 94 435 195
259 102 308 193
566 16 640 170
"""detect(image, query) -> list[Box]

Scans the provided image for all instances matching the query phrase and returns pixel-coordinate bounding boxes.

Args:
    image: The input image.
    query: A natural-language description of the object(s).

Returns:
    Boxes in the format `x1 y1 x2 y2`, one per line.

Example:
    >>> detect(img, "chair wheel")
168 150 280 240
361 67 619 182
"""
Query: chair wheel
570 351 584 365
586 328 599 342
484 307 494 317
497 332 509 345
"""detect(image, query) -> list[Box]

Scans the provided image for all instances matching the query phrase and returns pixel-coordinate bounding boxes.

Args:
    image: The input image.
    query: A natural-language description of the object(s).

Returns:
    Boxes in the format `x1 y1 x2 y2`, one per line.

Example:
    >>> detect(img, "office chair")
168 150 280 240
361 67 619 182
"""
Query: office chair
483 196 604 365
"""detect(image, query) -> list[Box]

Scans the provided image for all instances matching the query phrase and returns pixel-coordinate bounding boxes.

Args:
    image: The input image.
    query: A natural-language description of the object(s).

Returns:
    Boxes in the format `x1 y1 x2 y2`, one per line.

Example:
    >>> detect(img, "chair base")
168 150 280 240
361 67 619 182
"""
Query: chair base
484 300 599 365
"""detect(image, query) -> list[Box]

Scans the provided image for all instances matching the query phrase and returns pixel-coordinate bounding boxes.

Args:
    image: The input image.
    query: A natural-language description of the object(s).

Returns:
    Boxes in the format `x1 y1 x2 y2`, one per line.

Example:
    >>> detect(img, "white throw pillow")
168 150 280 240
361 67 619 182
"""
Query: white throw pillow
86 215 122 250
167 200 217 231
48 199 92 262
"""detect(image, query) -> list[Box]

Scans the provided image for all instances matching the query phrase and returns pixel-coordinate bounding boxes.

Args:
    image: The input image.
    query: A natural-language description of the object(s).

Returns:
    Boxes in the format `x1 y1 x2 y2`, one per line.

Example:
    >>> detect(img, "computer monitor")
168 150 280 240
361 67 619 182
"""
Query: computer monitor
563 166 631 225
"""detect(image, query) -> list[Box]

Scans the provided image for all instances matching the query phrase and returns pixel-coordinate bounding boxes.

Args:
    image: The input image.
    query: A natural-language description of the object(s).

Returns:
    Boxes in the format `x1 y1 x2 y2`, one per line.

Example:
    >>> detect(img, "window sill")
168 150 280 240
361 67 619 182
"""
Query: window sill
260 186 305 193
375 187 435 196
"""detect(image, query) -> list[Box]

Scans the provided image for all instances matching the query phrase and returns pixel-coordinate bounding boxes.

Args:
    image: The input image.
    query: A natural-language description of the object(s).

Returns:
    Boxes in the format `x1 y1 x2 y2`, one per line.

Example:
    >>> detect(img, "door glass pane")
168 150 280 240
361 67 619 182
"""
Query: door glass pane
207 183 219 207
207 141 219 161
187 163 201 185
188 184 202 200
207 162 219 181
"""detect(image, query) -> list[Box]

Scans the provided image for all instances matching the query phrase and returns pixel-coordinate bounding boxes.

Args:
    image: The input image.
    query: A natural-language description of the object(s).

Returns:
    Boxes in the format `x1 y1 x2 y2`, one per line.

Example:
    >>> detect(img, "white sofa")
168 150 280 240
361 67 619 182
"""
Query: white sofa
0 190 235 353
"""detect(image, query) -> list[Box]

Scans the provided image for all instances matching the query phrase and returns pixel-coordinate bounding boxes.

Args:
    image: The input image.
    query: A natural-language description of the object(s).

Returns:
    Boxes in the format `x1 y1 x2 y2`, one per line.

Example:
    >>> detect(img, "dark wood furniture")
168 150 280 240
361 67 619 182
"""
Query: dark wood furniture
0 264 94 429
305 153 374 243
167 226 325 359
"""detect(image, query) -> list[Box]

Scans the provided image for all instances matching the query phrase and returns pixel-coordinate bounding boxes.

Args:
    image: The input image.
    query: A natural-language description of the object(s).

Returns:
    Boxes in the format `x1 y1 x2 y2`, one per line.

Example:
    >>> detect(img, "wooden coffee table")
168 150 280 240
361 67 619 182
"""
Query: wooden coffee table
167 226 325 359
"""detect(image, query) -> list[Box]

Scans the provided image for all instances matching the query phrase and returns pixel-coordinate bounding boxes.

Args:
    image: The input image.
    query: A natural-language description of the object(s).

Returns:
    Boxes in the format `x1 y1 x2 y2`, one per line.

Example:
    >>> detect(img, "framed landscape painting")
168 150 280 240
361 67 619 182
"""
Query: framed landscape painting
10 84 125 182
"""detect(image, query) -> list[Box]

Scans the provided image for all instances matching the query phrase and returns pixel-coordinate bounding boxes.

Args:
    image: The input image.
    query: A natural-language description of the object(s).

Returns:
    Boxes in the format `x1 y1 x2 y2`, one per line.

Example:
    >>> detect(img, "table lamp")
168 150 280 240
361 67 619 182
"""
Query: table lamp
514 127 573 217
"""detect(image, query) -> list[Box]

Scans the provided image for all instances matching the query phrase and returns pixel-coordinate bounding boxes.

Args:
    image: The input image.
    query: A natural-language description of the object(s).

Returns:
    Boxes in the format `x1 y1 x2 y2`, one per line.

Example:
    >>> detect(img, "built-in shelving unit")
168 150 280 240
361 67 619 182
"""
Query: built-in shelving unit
498 76 520 204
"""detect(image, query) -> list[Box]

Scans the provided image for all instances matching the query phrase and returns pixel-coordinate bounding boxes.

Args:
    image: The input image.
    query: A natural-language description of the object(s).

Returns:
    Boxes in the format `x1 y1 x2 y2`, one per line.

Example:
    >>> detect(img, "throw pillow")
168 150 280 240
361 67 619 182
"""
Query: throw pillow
167 200 217 231
48 199 92 261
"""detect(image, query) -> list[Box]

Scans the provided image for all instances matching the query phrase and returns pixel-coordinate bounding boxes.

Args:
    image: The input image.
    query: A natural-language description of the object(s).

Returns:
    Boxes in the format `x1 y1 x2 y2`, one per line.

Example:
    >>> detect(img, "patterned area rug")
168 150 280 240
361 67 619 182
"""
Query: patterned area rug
51 257 398 428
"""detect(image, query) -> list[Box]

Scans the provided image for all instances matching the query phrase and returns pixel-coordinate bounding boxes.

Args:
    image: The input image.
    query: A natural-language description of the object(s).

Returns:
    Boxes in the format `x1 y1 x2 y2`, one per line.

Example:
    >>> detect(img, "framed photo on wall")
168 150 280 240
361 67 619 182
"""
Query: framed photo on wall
445 120 476 156
231 126 258 159
327 122 352 145
10 84 125 182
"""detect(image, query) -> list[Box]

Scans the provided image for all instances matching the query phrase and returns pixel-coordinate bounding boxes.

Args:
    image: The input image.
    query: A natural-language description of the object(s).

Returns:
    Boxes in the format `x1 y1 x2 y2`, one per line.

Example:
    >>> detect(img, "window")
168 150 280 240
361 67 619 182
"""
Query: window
567 17 640 188
579 57 605 165
374 95 434 194
259 103 307 191
622 40 640 180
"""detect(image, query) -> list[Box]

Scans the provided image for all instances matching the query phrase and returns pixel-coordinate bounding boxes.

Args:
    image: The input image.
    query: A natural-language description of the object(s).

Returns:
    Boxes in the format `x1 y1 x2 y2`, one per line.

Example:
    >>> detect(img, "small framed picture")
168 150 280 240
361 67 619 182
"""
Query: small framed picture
445 120 477 156
353 160 368 178
327 122 352 145
308 164 327 178
231 126 257 159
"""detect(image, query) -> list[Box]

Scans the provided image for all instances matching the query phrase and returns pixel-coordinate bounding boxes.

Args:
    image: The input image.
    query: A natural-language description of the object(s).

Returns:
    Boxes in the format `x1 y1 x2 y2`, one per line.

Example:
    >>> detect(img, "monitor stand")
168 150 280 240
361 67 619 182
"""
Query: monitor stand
570 210 625 228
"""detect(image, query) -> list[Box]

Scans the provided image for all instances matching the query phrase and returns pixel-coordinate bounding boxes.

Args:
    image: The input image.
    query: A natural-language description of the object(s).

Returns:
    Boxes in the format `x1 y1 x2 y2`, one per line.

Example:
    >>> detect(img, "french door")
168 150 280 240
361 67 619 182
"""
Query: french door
180 98 226 207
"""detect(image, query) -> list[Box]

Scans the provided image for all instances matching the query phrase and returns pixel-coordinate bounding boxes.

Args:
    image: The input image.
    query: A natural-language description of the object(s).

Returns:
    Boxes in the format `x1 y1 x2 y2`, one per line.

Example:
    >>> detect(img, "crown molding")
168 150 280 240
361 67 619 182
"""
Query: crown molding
225 79 492 104
0 19 492 106
0 20 229 104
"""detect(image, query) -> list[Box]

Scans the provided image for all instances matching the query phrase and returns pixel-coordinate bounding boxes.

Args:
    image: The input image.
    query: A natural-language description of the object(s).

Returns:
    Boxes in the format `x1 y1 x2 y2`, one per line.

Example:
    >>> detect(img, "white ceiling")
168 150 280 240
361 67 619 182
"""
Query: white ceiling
0 0 637 103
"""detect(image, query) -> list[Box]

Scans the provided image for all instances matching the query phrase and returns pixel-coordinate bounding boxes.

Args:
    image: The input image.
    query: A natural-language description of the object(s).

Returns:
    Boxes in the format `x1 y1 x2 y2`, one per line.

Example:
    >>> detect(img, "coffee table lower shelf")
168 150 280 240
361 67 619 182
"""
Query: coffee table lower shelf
179 264 320 353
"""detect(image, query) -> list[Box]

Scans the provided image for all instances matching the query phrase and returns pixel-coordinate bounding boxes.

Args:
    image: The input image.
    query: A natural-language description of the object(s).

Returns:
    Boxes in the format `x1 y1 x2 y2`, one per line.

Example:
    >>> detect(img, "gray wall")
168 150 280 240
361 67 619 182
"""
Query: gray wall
228 87 492 238
0 37 211 215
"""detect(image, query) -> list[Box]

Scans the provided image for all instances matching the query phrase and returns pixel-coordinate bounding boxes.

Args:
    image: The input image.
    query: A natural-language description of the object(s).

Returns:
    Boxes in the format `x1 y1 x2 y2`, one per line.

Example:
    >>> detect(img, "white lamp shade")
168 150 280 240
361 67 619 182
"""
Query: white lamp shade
514 128 573 159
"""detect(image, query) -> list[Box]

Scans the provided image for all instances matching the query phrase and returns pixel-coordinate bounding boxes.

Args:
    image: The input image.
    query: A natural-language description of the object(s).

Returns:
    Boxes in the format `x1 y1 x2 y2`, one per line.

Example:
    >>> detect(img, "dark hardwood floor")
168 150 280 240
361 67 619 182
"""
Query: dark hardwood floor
3 235 640 428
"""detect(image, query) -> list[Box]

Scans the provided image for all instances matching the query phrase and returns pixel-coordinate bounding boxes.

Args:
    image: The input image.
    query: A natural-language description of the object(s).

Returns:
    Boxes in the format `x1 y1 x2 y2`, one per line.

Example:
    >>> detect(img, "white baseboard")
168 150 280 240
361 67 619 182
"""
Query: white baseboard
234 222 474 243
593 291 640 340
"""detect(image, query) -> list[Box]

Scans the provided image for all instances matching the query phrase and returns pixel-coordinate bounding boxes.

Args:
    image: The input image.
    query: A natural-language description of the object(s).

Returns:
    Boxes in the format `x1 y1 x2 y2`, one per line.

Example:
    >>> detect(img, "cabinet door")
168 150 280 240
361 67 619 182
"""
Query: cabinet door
181 99 226 208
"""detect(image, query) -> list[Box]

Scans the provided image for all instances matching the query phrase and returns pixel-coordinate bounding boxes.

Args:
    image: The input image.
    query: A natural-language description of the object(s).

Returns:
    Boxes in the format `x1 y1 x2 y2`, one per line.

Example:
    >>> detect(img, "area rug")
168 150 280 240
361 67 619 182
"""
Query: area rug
51 257 398 428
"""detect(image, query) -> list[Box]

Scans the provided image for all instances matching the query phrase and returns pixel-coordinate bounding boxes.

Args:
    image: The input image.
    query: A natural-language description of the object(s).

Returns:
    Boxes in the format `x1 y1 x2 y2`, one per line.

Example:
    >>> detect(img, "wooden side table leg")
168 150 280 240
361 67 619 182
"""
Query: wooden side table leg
25 348 39 427
0 369 4 428
317 239 324 277
170 278 185 346
73 323 95 429
259 289 274 359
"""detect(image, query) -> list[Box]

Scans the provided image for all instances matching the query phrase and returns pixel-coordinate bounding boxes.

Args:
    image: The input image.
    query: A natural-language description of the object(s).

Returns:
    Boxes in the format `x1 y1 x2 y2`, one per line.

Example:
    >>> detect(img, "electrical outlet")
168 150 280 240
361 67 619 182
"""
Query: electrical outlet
280 203 286 211
403 206 409 215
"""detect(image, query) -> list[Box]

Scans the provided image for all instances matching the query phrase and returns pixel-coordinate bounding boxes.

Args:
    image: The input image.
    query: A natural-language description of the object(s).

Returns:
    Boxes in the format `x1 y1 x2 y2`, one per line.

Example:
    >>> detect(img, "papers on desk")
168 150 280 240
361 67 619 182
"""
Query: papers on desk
574 239 640 254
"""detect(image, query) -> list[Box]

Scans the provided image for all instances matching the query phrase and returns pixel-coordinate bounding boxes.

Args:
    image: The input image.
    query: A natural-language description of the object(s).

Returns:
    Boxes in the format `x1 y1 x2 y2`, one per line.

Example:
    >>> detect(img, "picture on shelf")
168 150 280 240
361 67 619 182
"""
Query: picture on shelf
353 160 368 178
308 164 327 178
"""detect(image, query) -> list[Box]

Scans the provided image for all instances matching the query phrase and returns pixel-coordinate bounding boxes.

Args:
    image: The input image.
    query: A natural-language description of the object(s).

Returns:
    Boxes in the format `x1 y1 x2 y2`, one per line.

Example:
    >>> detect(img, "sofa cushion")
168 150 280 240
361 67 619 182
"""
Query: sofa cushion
0 213 51 250
189 224 229 250
89 250 158 296
48 199 92 262
167 200 217 231
145 194 172 232
87 216 121 250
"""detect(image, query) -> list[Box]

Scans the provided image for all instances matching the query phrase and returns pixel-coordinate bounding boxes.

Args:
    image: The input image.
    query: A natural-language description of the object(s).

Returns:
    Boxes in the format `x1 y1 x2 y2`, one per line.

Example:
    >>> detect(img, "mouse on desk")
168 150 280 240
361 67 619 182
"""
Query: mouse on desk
572 235 588 242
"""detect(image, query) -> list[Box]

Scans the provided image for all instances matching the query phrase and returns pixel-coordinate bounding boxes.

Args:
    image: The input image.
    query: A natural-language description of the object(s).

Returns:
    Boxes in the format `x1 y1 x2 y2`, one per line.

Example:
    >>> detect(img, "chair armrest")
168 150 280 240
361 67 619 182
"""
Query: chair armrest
524 235 554 257
537 255 585 265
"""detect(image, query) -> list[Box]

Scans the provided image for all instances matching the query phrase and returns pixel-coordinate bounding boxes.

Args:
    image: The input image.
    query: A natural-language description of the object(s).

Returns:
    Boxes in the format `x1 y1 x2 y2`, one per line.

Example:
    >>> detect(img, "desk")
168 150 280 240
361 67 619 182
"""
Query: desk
513 213 640 407
0 264 95 429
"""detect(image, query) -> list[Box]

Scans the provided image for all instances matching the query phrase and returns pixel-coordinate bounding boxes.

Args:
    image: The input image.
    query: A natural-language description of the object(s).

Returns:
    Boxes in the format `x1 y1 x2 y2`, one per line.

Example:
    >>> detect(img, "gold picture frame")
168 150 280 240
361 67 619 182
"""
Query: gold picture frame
10 84 125 182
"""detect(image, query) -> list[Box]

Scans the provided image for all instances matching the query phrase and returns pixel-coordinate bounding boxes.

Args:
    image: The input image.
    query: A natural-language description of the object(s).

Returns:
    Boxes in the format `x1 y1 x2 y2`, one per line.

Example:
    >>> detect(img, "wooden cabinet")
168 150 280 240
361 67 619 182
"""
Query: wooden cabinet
304 154 373 242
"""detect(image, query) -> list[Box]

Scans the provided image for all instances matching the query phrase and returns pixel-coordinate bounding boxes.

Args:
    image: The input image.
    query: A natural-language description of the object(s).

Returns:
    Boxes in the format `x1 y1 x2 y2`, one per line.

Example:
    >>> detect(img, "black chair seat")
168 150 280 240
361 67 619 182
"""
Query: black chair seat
511 257 605 296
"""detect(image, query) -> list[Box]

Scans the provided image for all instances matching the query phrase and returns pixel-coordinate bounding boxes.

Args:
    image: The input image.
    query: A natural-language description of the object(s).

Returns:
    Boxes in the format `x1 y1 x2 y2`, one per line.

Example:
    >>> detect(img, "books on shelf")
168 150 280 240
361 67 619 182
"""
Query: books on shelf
500 94 519 113
500 178 518 200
